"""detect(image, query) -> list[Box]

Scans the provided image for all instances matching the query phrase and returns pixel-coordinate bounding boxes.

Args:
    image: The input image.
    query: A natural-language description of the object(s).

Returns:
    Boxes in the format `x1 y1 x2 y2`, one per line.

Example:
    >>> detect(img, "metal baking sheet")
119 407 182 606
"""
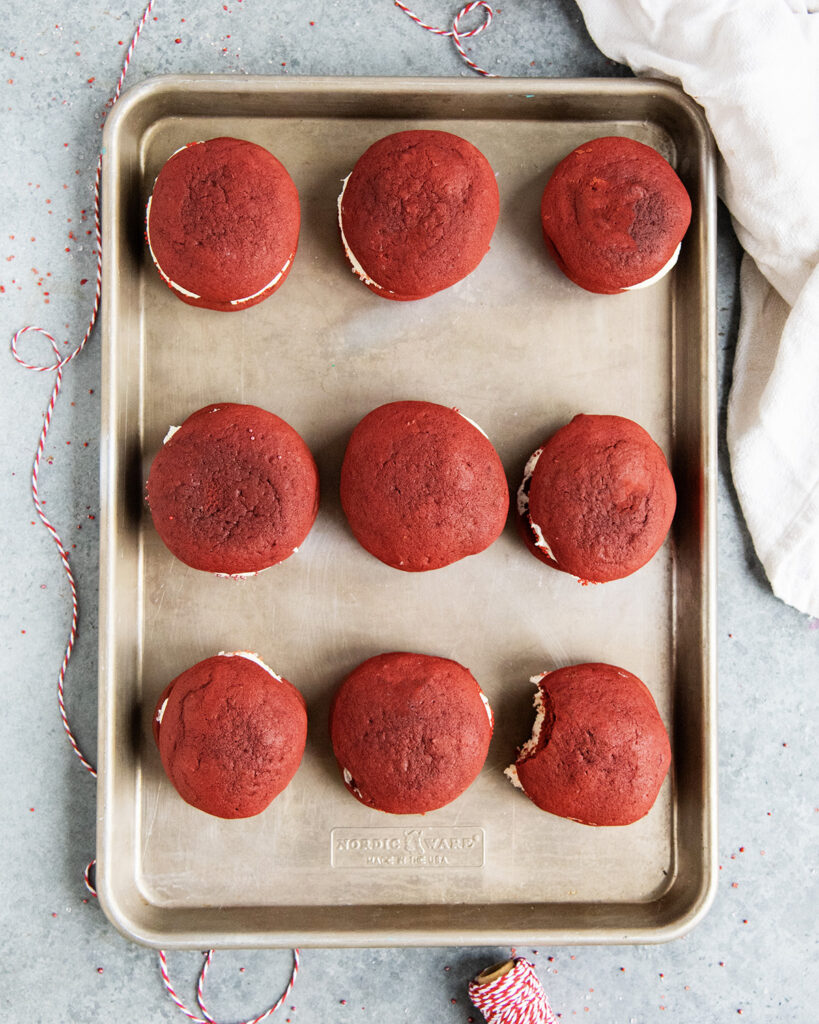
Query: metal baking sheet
98 75 717 948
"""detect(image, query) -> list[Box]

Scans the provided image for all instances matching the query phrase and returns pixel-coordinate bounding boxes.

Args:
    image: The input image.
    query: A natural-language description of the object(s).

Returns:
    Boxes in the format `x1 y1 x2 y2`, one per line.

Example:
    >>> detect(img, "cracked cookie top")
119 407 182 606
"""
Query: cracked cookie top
540 135 691 295
519 413 676 583
329 651 493 814
146 402 319 575
340 400 509 572
338 130 499 300
153 653 307 819
146 137 300 311
509 663 671 827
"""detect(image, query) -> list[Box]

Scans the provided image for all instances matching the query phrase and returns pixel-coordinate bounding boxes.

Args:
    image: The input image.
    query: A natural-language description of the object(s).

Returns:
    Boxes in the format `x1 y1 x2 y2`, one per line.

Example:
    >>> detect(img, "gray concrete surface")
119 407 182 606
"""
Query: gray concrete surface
1 1 816 1021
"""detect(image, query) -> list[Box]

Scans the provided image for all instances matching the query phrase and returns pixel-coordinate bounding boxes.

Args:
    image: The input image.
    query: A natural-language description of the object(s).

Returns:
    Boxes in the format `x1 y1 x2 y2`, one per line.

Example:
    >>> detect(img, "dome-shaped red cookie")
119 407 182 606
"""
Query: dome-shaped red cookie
540 136 691 294
509 663 671 826
330 652 493 814
153 653 307 819
517 414 675 582
340 401 509 571
339 130 499 300
146 403 319 576
146 137 300 311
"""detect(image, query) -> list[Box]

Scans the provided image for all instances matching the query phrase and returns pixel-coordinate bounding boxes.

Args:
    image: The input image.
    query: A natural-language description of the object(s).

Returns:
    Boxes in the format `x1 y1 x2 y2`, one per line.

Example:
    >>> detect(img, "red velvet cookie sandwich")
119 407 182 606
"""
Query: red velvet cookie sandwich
146 137 300 311
153 652 307 819
146 403 319 576
540 136 691 294
330 652 493 814
338 130 499 300
517 414 675 582
506 663 671 826
340 400 509 571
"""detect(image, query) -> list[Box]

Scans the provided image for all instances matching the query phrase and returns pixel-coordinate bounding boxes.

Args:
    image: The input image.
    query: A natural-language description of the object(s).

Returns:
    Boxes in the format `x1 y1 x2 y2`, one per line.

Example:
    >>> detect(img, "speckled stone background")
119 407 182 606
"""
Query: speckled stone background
1 2 816 1021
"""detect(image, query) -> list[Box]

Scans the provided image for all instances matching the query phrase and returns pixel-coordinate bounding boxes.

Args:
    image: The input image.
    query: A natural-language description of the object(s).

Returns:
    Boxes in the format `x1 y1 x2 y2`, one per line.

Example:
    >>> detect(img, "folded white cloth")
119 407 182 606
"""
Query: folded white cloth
574 0 819 617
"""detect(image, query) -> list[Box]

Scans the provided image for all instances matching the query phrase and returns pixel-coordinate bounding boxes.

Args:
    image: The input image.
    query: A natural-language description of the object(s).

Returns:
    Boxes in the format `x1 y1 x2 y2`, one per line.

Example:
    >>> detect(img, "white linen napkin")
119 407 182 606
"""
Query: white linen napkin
573 0 819 617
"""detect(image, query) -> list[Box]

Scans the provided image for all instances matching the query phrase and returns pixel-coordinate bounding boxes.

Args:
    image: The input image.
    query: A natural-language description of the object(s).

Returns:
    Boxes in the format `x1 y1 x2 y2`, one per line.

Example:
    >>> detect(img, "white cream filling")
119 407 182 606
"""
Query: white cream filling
228 253 294 305
479 689 494 728
216 650 283 681
516 447 543 517
145 195 202 299
529 521 555 562
505 673 550 790
337 174 393 293
623 243 681 291
163 425 181 444
214 545 300 580
342 767 363 799
517 684 548 759
155 696 169 726
454 409 489 439
169 143 199 160
516 447 557 562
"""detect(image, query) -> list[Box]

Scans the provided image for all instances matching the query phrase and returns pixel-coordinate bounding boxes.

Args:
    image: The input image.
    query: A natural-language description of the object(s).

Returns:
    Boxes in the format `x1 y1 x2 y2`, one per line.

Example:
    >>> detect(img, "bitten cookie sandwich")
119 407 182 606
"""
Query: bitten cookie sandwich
340 400 509 571
517 414 675 583
146 137 300 311
506 663 671 826
338 130 499 300
153 652 308 819
540 136 691 294
330 652 493 814
146 403 319 577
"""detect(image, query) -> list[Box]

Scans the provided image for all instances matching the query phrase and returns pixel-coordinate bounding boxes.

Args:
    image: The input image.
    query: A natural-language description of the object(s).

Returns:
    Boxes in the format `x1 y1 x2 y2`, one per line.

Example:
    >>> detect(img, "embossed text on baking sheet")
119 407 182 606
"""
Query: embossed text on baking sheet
331 827 485 869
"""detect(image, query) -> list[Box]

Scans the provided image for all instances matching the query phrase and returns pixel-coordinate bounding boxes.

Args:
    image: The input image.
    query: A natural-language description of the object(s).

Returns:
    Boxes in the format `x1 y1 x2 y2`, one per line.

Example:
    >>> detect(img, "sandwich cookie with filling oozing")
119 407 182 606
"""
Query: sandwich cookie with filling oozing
338 130 499 300
340 400 509 571
146 403 319 577
146 137 300 311
330 652 494 814
540 136 691 294
517 414 676 583
153 652 308 819
505 663 671 826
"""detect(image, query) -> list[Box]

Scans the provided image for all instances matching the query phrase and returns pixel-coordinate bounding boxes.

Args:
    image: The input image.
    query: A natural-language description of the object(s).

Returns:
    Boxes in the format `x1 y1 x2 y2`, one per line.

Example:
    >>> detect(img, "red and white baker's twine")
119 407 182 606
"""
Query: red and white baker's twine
10 2 303 1020
83 858 98 897
394 1 497 77
158 949 301 1024
10 1 159 781
469 959 557 1024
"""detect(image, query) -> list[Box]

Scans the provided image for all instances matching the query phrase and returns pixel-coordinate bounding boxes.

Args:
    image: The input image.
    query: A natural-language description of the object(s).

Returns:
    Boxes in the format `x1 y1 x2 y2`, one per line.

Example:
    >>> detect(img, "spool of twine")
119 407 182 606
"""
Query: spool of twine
469 958 557 1024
